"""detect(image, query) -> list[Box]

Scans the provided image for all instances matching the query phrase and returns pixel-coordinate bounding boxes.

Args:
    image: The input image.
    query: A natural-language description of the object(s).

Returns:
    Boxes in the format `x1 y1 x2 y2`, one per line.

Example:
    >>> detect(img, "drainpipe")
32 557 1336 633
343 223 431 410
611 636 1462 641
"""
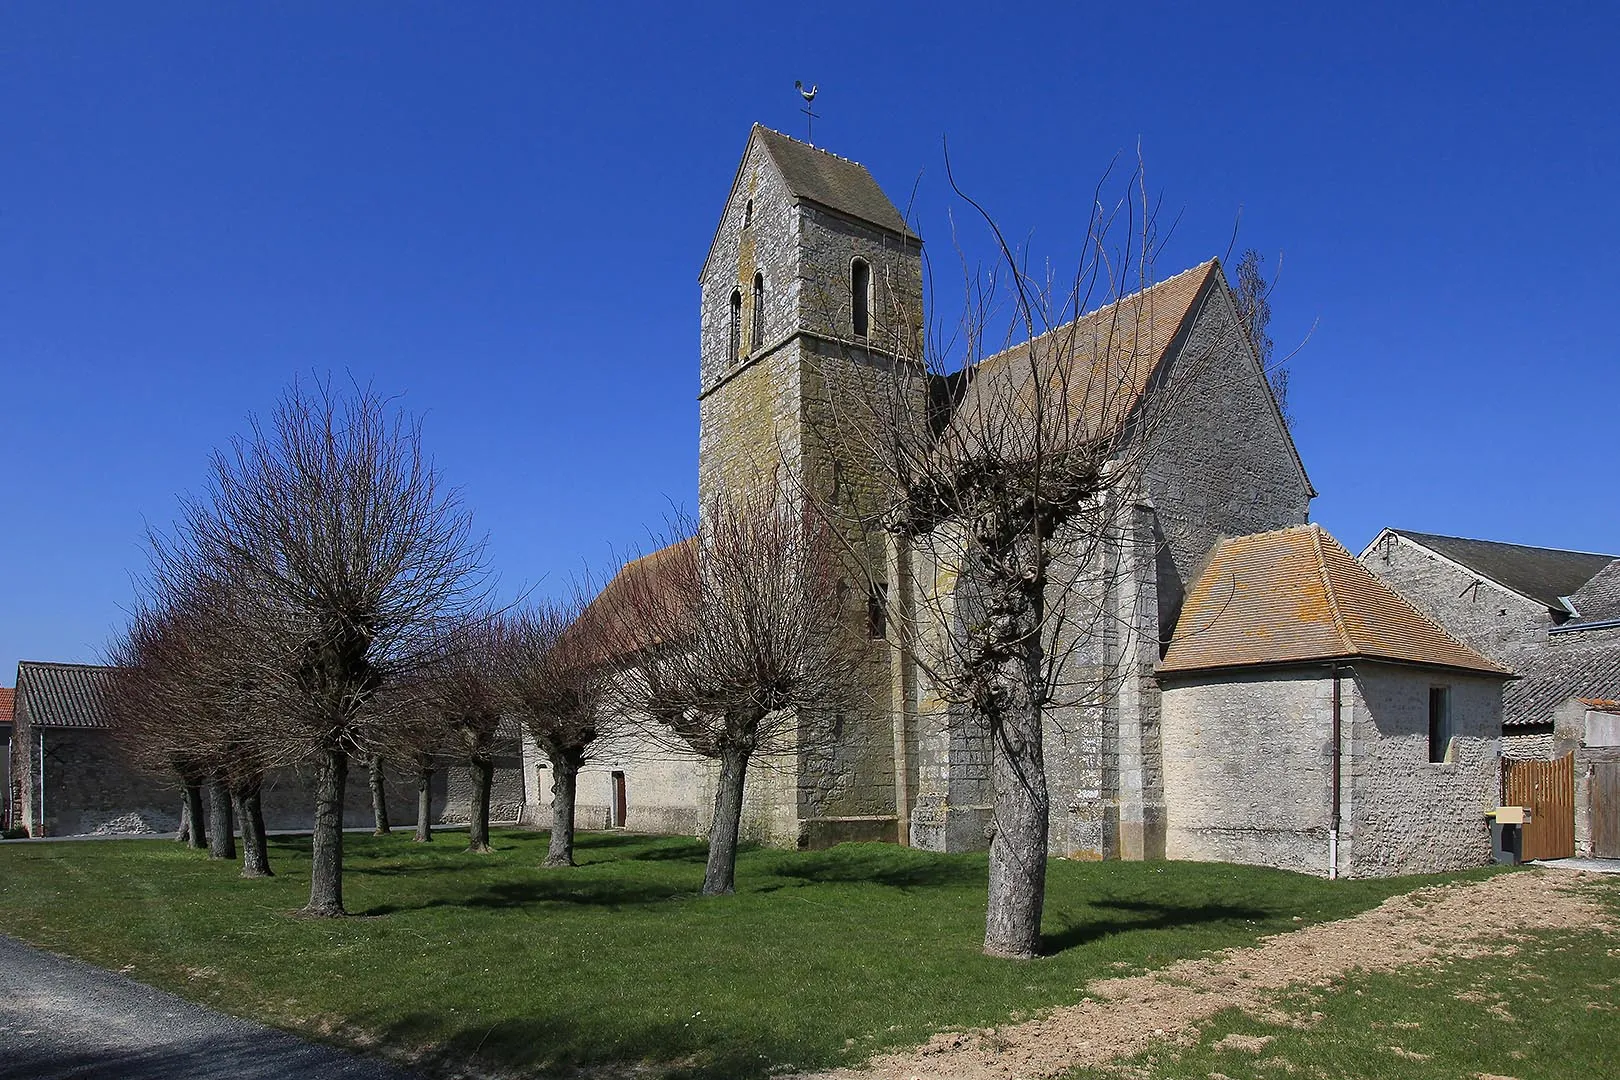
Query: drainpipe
1329 666 1342 880
37 730 46 838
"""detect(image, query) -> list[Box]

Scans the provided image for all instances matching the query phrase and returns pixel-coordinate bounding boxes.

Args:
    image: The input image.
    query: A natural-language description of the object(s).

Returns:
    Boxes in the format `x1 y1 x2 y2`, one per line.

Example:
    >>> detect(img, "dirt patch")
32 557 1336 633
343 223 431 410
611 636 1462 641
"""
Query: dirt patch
800 869 1610 1080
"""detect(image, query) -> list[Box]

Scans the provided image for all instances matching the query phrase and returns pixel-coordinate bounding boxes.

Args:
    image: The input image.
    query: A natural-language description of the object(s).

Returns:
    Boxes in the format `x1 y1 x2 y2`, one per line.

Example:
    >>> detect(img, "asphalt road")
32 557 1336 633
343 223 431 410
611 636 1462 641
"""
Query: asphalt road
0 934 418 1079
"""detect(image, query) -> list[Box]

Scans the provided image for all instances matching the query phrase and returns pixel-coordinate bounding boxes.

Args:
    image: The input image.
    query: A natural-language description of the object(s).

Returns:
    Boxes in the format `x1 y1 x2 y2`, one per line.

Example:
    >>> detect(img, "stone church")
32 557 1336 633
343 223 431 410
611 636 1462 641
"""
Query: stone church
522 125 1512 878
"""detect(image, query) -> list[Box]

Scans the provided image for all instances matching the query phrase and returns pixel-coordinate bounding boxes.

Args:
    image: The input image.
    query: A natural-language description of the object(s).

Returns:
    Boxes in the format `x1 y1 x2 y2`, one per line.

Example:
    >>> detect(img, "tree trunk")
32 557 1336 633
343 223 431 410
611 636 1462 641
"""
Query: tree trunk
183 782 207 850
982 647 1050 959
467 757 494 853
703 744 750 896
206 779 237 860
544 747 581 867
176 794 191 844
303 746 348 917
235 779 273 878
368 756 391 835
413 764 434 843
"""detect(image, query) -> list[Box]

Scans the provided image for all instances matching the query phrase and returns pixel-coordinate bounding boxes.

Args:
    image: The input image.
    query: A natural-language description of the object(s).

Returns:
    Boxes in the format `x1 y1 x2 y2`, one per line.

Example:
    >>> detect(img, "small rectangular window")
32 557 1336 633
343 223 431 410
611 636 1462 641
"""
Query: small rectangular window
1428 687 1452 763
868 583 889 639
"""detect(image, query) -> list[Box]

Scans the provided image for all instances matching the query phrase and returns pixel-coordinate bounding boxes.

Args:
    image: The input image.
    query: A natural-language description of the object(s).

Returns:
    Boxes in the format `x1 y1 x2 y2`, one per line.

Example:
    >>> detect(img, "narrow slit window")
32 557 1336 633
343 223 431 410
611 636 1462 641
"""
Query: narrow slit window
752 273 765 350
1428 686 1453 763
729 290 742 363
743 198 753 227
868 582 889 639
851 258 871 337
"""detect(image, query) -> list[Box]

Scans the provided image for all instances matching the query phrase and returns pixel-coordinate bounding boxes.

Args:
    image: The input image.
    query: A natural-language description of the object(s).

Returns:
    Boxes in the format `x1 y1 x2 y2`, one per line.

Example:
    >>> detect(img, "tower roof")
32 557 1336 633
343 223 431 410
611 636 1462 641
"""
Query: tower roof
751 125 917 239
1160 525 1511 677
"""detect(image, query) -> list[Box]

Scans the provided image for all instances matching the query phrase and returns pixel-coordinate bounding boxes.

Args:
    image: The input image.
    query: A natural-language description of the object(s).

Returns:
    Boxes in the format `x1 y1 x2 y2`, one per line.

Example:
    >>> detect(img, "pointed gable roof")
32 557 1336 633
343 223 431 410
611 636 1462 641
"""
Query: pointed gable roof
1160 525 1511 677
752 126 917 239
1387 530 1618 612
938 260 1221 457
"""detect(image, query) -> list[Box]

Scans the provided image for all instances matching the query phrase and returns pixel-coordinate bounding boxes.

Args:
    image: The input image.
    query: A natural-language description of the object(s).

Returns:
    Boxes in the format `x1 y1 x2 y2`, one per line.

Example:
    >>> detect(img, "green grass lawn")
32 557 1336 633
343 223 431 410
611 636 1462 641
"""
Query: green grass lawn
1063 888 1620 1080
0 830 1499 1079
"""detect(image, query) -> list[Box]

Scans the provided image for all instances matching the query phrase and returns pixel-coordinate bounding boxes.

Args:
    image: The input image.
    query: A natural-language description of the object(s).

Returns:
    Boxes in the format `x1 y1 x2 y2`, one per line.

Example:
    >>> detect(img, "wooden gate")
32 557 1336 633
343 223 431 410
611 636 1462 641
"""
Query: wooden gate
1503 754 1575 860
1592 761 1620 859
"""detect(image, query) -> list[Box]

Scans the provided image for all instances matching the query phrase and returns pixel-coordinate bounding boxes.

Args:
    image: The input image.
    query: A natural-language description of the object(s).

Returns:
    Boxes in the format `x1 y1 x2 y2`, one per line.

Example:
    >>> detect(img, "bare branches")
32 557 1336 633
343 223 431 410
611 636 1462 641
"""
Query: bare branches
131 377 489 914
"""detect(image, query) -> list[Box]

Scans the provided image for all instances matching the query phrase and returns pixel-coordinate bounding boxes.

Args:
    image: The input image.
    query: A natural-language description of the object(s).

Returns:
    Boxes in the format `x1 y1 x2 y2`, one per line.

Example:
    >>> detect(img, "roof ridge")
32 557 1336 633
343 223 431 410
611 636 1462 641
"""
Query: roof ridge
753 123 869 168
969 259 1219 375
1393 528 1620 561
1309 524 1357 657
17 660 112 671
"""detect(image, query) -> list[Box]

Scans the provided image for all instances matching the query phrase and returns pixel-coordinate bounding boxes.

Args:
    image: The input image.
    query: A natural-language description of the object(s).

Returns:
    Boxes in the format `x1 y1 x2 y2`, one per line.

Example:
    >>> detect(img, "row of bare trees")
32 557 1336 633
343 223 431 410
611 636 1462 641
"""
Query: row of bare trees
108 382 625 914
108 377 855 916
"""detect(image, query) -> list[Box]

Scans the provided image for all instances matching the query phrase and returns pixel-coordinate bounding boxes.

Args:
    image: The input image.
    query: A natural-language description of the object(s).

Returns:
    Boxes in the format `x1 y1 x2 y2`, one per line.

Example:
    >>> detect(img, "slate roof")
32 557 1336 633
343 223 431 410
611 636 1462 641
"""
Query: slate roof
753 126 917 239
13 662 117 730
0 686 13 728
1392 530 1618 612
1160 525 1511 677
939 260 1221 458
1563 558 1620 626
1503 640 1620 727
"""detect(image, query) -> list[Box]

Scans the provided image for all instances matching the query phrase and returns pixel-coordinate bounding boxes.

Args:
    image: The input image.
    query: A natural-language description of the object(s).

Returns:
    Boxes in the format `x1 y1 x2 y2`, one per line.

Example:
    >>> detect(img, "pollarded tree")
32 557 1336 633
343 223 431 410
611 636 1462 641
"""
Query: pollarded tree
604 484 861 895
418 612 509 854
162 380 487 916
107 582 276 877
499 594 612 868
811 156 1237 957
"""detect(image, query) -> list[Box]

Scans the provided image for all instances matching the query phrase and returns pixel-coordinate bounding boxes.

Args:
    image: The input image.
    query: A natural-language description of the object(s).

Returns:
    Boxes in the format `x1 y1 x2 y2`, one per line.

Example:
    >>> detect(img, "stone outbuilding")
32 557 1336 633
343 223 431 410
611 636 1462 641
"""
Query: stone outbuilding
1158 525 1513 878
10 661 175 836
1359 530 1620 858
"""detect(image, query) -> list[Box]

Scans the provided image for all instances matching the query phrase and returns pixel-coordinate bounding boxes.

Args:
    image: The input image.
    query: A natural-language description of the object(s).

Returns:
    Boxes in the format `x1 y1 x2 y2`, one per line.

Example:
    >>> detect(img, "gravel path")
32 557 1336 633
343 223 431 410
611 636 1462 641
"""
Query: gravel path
801 868 1614 1080
0 934 417 1080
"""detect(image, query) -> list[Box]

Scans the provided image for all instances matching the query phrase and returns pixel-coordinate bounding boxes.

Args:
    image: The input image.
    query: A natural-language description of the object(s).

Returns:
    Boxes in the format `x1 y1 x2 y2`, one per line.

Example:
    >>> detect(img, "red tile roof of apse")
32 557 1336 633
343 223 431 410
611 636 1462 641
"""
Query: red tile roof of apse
1161 525 1512 677
0 686 13 726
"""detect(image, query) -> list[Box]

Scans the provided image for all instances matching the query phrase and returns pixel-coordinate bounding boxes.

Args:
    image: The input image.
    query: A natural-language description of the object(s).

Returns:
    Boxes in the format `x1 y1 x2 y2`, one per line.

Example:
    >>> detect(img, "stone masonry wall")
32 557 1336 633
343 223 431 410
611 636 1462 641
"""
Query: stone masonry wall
1161 670 1336 876
1344 665 1499 877
1142 276 1312 636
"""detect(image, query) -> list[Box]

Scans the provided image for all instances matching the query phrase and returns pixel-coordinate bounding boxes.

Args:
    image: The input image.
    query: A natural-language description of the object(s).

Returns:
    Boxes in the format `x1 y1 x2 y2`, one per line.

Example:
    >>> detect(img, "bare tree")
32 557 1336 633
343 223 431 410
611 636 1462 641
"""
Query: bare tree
417 613 509 854
499 594 612 868
372 681 451 844
156 380 487 916
1233 248 1292 431
808 156 1232 957
604 484 861 895
107 584 275 877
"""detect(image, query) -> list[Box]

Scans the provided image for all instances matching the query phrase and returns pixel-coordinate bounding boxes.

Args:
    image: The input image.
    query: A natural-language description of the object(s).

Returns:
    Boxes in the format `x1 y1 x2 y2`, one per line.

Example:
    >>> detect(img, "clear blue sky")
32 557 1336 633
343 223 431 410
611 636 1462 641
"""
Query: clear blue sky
4 3 1618 678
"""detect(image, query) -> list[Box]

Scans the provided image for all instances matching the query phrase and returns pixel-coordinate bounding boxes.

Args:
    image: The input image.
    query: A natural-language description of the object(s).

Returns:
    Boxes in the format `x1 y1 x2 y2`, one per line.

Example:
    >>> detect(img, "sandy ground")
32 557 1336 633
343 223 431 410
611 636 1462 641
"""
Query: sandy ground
801 869 1614 1080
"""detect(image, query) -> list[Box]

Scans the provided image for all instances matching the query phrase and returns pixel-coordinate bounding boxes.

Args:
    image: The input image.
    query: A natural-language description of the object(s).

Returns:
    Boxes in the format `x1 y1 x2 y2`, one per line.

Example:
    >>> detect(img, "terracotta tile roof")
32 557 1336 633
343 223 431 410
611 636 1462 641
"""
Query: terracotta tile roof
13 661 118 729
0 686 12 727
753 126 917 239
1578 698 1620 713
939 260 1220 457
582 538 698 661
1160 525 1512 677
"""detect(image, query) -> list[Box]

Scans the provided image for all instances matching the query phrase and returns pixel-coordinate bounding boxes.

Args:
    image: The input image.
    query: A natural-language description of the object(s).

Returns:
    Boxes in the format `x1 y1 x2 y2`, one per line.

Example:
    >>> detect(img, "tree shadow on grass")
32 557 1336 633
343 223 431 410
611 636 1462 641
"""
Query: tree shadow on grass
359 876 695 916
368 1008 811 1080
770 847 982 891
1042 898 1271 954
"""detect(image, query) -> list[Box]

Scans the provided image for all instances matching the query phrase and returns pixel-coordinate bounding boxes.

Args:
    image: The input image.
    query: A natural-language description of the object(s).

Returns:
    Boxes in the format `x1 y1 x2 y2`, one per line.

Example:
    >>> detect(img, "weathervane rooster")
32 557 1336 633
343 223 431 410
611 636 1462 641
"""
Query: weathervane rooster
795 80 819 143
